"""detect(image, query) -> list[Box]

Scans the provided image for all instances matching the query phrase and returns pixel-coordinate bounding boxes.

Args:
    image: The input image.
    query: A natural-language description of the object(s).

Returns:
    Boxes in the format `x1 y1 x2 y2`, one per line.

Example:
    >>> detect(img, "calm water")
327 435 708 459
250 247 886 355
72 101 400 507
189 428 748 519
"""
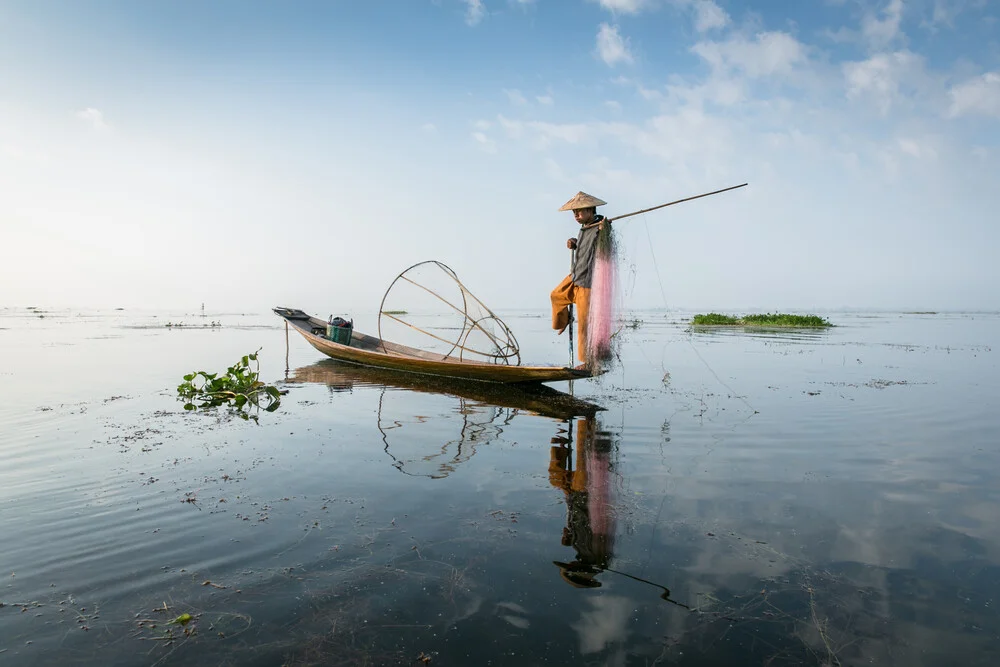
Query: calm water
1 307 998 666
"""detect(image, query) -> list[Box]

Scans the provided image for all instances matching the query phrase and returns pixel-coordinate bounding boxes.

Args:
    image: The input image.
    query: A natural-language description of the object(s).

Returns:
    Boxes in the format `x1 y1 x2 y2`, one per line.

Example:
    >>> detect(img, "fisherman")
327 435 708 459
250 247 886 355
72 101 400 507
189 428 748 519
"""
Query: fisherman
550 191 607 367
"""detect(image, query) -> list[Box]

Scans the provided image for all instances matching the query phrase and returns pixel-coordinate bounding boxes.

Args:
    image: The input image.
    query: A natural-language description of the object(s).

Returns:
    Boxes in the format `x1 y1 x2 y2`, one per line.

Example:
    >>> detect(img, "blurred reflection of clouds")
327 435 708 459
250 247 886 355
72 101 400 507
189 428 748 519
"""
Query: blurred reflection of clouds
572 595 631 655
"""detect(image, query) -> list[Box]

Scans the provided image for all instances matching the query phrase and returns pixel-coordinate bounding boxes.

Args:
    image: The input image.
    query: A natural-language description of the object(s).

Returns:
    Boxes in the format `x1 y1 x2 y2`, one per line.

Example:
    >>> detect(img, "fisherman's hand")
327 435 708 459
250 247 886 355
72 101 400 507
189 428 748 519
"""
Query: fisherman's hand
566 238 577 250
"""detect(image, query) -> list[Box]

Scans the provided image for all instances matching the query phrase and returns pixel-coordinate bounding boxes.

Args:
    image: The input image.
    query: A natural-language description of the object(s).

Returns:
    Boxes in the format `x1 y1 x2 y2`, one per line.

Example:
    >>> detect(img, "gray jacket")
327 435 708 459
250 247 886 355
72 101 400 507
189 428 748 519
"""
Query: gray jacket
571 216 605 288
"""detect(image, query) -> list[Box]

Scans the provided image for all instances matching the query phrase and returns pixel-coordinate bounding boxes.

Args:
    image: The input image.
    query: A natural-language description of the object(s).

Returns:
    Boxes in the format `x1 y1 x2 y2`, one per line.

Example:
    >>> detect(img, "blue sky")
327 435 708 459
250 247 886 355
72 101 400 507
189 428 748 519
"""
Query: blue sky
2 0 998 314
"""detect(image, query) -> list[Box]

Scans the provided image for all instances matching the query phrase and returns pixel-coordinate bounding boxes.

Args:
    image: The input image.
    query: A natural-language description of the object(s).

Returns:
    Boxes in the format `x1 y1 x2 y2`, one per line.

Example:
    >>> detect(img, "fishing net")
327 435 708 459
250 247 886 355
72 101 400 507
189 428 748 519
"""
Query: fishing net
585 222 621 369
377 260 520 365
377 389 514 479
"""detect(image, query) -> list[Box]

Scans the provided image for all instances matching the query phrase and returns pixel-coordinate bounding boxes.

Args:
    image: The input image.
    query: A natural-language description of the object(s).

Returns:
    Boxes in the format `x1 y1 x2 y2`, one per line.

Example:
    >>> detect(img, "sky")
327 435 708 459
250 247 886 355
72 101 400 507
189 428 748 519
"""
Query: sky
2 0 999 314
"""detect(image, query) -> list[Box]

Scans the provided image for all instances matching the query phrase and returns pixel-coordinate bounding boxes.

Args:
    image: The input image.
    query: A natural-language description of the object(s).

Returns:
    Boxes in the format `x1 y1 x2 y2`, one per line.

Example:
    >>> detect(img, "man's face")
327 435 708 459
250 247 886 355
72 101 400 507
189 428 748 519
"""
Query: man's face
573 208 595 225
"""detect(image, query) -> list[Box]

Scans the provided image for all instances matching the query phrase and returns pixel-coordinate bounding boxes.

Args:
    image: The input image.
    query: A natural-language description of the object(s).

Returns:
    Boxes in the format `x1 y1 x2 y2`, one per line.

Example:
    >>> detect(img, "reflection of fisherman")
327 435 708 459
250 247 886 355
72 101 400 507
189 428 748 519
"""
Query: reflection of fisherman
549 415 616 588
550 192 608 367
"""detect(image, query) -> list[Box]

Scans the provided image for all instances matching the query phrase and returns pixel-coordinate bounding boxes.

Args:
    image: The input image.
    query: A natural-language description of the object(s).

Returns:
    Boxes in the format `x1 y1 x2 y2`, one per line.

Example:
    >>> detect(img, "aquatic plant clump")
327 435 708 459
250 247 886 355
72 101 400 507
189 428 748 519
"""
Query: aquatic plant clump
177 348 284 421
692 313 833 327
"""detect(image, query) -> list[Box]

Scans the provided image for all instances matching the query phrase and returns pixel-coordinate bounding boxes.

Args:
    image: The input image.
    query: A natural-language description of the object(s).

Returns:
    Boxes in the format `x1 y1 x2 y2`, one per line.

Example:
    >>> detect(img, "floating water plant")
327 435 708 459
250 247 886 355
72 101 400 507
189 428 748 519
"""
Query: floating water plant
692 313 832 327
177 348 284 420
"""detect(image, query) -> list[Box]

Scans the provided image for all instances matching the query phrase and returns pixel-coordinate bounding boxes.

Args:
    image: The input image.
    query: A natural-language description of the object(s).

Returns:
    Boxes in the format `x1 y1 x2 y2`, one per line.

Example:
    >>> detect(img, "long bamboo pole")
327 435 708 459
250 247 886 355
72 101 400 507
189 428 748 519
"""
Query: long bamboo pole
568 247 576 369
601 182 748 225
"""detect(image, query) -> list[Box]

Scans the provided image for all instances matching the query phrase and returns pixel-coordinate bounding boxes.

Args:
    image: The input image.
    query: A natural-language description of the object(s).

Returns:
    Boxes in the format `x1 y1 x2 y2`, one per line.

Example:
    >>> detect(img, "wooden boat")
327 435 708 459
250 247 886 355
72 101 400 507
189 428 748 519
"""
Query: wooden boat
285 359 604 420
274 307 597 384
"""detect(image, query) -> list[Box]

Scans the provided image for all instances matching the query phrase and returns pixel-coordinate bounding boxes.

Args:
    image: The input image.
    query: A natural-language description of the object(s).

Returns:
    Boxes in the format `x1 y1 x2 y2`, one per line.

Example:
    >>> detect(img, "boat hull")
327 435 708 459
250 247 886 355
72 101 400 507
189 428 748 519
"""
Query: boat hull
274 307 595 384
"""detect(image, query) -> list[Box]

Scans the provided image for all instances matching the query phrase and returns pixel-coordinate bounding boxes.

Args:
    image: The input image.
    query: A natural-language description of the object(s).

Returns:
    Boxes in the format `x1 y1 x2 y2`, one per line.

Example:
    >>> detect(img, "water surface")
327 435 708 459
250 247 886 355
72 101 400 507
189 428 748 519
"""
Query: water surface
1 307 998 666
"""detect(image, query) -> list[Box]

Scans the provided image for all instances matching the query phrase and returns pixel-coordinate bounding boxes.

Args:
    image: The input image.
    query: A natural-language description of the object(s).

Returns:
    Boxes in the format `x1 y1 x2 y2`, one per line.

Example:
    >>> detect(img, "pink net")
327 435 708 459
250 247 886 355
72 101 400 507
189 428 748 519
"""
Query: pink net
585 226 619 368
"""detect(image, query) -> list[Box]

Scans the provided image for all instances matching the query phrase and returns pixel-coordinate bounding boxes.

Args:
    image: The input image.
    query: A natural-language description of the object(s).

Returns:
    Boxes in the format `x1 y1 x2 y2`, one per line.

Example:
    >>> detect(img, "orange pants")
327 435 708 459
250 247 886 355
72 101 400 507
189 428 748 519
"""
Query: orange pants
548 417 595 493
550 274 590 363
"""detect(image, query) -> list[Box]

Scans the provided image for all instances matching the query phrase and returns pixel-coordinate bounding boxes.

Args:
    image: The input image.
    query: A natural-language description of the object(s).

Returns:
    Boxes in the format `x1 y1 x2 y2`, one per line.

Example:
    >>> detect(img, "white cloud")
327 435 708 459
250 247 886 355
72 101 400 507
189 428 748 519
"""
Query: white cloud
421 123 437 133
843 50 923 115
473 119 493 130
622 108 735 165
609 76 664 101
692 0 730 32
926 0 977 28
897 137 936 159
820 0 909 50
947 71 1000 118
536 94 554 105
637 84 662 100
528 120 591 144
497 114 524 138
471 131 496 152
605 100 623 112
593 0 651 13
822 25 858 44
862 0 904 49
692 31 806 78
596 23 634 67
464 0 486 26
504 88 528 105
666 76 746 106
493 117 592 150
485 107 734 168
76 107 109 131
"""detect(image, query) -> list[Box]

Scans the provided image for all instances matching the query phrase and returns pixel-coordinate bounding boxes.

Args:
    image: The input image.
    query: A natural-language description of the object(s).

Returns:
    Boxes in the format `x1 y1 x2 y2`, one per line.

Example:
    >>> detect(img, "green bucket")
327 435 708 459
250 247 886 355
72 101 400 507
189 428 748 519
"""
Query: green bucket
326 323 353 345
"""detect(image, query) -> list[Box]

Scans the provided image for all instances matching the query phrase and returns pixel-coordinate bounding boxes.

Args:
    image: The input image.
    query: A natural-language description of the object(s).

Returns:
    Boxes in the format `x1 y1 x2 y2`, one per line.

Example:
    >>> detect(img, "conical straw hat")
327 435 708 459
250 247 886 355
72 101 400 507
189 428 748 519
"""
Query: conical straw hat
558 191 607 211
552 561 603 588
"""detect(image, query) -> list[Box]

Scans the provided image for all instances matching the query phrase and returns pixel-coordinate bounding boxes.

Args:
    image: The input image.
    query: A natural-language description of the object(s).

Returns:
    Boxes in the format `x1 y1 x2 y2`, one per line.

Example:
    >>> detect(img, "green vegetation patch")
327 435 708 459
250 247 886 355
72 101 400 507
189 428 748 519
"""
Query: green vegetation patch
177 348 285 421
692 312 832 327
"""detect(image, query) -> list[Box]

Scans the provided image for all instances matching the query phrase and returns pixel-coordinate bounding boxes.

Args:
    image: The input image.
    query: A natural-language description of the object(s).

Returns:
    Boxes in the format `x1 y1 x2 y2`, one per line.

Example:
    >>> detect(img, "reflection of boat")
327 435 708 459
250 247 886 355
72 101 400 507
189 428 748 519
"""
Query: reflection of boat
285 359 603 421
286 359 602 479
274 307 596 384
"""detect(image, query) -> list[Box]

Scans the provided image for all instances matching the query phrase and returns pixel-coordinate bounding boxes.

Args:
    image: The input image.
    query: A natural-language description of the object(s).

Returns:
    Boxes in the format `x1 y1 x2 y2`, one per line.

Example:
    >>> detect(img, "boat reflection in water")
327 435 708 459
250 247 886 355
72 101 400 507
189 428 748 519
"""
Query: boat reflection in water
284 359 604 478
286 360 685 606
